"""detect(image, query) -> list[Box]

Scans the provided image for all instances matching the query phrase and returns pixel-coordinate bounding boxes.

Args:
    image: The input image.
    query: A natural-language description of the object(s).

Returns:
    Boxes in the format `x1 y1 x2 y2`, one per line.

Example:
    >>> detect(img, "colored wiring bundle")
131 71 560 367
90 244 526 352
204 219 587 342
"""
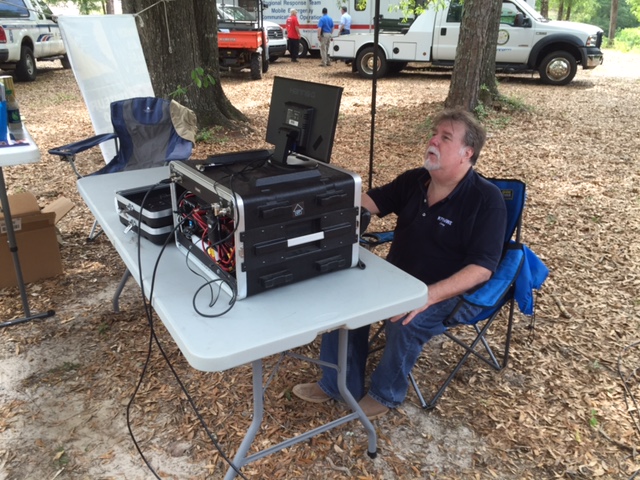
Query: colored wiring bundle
177 191 237 274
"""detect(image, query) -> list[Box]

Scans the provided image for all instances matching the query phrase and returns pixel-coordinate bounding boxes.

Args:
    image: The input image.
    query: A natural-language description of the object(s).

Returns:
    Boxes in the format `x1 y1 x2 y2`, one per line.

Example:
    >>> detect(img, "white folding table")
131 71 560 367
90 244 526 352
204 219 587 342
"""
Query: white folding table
0 125 56 327
77 165 428 479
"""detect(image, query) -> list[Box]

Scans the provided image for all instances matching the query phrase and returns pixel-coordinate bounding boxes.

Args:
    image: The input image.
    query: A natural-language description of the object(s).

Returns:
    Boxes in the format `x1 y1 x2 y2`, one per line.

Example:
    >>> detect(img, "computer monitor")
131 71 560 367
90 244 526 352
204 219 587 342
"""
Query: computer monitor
266 76 343 166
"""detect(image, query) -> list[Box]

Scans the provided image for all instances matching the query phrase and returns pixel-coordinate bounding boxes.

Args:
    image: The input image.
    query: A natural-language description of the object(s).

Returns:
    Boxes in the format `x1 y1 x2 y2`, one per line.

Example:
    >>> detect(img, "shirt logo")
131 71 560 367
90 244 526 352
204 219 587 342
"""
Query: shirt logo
437 216 453 227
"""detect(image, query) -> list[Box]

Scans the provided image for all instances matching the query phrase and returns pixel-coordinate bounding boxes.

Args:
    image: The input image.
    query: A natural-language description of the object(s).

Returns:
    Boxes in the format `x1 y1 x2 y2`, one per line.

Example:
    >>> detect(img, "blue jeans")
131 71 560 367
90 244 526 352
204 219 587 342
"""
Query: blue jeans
317 296 482 408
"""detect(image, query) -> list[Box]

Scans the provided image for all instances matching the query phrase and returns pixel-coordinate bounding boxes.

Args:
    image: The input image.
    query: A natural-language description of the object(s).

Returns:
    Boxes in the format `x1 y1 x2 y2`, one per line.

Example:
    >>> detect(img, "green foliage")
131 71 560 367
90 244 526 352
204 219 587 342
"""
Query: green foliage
589 409 599 428
170 68 216 100
568 0 640 36
630 0 640 21
196 125 228 144
615 27 640 50
48 0 104 14
53 447 70 467
386 0 447 19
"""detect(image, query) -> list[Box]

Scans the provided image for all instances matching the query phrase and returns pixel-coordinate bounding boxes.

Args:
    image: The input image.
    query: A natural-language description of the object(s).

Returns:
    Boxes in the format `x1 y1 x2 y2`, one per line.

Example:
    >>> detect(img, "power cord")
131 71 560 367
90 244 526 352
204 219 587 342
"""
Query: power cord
124 181 249 480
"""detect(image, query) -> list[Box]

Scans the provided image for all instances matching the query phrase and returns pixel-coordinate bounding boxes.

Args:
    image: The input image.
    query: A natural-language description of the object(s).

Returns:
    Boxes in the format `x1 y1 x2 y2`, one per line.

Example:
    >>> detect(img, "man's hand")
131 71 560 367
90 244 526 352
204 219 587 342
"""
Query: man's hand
390 303 430 326
389 264 492 326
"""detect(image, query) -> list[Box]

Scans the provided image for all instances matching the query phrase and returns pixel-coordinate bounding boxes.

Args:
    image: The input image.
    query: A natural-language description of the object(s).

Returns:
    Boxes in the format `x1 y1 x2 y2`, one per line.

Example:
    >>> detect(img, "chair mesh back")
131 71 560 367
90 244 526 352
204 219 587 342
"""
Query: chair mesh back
488 178 526 245
96 97 193 175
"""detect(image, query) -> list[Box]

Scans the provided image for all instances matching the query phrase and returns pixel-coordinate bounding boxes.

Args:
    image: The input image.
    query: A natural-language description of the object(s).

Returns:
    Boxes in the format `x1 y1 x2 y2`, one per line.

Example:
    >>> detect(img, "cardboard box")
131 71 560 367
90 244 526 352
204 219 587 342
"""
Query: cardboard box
0 192 73 289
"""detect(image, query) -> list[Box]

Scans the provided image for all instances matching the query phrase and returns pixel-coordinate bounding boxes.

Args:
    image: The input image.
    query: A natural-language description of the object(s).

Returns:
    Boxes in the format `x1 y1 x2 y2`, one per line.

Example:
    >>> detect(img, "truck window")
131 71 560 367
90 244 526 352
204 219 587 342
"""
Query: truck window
35 0 55 20
354 0 366 12
0 0 29 18
446 0 463 23
500 2 521 25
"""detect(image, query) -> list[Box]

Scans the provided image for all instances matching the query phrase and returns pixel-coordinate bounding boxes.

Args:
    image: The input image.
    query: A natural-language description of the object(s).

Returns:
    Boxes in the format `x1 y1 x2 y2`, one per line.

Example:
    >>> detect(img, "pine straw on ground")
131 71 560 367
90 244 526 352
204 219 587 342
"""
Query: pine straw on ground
1 51 639 479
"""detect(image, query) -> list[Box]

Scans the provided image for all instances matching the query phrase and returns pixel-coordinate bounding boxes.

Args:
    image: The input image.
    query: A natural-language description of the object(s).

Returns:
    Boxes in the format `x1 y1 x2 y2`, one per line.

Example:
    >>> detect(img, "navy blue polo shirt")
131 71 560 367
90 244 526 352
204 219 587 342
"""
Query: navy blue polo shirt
367 167 507 286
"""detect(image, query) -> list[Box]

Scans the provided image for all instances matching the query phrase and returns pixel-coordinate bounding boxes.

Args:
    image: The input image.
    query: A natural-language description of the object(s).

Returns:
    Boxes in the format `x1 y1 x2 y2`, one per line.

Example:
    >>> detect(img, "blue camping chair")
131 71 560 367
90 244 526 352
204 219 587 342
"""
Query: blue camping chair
363 178 548 409
49 97 196 312
49 97 195 240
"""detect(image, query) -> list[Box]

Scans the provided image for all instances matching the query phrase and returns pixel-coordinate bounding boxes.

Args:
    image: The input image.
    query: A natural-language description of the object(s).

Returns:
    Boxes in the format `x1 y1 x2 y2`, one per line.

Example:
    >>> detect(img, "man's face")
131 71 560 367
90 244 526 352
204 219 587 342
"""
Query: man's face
423 120 472 171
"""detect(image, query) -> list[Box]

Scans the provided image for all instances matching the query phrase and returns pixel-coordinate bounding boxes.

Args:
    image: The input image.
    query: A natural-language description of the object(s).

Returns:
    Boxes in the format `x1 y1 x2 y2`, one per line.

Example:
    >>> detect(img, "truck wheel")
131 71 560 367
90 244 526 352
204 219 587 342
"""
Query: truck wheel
61 54 71 69
356 46 388 79
539 51 577 85
16 46 36 82
299 40 309 58
251 53 263 80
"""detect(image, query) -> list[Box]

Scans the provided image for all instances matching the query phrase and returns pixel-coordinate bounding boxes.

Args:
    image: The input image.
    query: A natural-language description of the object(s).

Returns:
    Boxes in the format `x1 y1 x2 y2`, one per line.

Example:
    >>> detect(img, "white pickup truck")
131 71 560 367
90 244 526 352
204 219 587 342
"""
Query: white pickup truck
0 0 68 81
330 0 604 85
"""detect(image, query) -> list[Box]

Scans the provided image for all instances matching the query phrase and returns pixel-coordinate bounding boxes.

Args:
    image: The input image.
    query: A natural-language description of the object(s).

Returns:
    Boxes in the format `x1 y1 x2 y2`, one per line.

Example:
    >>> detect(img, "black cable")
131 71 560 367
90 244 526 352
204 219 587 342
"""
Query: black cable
124 181 248 480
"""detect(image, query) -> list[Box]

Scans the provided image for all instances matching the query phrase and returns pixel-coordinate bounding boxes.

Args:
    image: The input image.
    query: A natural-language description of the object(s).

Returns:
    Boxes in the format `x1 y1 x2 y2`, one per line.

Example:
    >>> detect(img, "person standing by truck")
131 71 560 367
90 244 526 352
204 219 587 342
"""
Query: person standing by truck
317 7 334 66
286 8 301 62
338 6 351 35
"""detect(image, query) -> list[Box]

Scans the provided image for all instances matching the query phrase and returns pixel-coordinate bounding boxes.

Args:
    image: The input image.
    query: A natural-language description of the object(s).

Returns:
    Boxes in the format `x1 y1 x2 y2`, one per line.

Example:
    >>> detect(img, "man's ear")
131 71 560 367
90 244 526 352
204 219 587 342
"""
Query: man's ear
460 146 473 162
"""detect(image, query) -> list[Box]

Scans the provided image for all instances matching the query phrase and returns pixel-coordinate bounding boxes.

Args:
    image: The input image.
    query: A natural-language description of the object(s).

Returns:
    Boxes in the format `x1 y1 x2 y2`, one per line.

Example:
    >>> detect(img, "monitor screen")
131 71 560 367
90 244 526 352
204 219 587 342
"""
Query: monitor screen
266 77 343 165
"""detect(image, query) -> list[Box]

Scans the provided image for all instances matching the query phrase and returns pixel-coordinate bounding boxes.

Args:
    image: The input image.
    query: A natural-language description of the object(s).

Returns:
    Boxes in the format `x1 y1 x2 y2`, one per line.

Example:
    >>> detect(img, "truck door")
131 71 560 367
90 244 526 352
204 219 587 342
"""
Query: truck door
431 1 462 62
495 1 535 63
33 0 64 57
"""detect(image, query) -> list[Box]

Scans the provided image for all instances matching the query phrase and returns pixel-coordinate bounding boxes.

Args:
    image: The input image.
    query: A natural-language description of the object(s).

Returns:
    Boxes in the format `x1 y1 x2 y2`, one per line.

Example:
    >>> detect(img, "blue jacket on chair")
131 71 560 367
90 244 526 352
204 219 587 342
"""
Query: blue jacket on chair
514 245 549 316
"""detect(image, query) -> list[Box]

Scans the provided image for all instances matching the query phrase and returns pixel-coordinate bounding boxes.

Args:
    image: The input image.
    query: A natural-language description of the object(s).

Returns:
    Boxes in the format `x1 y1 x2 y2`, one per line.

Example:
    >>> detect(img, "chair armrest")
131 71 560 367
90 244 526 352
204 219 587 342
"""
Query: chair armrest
360 231 395 247
48 133 118 159
463 246 525 309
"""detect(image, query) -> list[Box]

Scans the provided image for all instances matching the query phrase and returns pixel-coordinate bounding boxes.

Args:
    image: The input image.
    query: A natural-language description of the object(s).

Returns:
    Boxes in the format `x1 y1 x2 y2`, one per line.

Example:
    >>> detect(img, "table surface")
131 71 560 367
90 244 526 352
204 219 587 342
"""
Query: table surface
0 126 40 167
77 165 428 372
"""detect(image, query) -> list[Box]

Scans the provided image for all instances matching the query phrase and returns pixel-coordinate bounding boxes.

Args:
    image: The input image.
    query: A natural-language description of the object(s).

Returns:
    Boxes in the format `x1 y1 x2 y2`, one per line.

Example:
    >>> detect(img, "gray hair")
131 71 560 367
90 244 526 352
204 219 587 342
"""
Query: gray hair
290 8 297 14
433 109 486 165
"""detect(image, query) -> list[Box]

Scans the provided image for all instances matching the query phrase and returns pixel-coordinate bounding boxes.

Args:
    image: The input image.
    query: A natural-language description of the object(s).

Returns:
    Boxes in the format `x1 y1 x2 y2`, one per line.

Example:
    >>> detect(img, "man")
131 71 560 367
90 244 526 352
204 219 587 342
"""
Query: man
293 109 507 419
285 8 301 62
317 7 334 66
338 6 351 35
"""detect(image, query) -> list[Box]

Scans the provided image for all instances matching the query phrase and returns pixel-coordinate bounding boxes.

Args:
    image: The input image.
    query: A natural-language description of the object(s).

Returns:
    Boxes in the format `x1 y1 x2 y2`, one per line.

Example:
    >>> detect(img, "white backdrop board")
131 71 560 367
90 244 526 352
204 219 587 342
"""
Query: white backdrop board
58 15 154 163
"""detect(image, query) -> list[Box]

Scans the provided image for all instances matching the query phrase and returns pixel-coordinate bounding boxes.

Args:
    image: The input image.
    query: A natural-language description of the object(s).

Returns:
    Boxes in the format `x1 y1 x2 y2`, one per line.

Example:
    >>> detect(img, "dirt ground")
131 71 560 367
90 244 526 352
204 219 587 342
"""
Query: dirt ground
1 50 639 480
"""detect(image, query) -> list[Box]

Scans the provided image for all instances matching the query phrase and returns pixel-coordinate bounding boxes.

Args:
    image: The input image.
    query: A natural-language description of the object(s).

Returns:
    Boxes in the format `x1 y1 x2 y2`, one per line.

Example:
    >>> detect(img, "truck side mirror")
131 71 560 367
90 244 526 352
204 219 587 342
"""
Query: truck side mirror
514 12 524 27
522 17 532 27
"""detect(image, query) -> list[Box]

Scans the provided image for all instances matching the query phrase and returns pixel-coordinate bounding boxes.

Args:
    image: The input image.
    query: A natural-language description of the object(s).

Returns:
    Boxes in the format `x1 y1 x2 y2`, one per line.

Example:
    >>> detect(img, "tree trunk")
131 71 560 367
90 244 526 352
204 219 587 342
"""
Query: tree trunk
540 0 549 18
608 0 619 44
564 0 572 20
121 0 247 129
557 0 564 20
106 0 114 14
445 0 497 111
479 0 502 107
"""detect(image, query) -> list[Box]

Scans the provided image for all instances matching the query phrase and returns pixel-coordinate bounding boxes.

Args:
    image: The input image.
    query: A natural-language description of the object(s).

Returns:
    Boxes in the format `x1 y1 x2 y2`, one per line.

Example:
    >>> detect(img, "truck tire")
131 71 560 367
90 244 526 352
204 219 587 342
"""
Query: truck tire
538 51 577 86
61 54 72 69
299 40 309 58
356 46 388 79
16 46 36 82
251 52 263 80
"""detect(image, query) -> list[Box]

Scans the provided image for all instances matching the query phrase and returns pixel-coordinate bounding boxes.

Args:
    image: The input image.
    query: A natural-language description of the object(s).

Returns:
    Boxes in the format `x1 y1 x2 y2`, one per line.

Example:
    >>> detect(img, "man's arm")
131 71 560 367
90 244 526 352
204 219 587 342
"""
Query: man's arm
392 264 492 325
361 193 379 215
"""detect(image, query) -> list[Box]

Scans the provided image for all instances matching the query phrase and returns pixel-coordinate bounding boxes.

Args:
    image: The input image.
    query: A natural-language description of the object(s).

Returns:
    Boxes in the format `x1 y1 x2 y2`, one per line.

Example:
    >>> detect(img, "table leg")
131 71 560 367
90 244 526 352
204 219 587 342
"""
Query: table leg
0 167 55 328
223 329 378 478
336 328 378 458
224 359 264 480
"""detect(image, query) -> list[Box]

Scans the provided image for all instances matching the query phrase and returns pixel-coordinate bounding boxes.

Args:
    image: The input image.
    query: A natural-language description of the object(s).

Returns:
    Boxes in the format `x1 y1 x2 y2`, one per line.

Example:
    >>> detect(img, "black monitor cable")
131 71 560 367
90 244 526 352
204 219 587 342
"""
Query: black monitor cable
124 181 248 480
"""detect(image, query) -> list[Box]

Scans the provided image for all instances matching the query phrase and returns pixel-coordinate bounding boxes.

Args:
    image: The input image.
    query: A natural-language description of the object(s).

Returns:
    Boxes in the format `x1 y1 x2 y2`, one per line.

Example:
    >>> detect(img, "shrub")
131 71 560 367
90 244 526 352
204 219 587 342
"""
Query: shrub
614 27 640 52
